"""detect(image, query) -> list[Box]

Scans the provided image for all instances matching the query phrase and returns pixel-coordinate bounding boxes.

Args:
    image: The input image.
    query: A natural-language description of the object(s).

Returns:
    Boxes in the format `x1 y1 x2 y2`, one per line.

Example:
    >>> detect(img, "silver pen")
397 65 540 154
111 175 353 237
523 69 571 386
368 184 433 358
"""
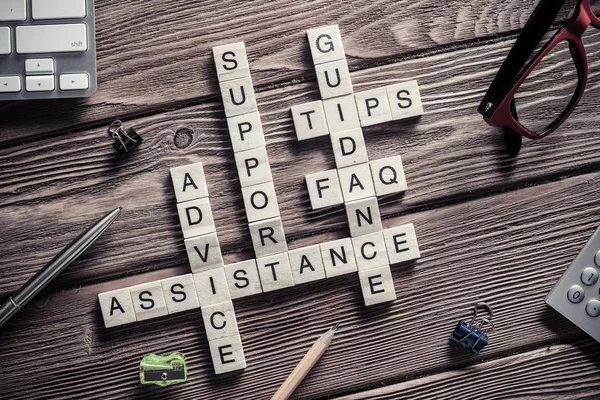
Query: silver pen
0 207 122 329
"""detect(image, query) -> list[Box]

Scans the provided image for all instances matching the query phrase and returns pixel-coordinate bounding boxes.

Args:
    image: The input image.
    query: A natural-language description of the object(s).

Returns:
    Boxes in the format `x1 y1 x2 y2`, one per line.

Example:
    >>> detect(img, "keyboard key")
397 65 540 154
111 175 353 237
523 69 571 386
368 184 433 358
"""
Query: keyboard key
25 59 54 75
26 75 55 92
0 27 10 54
16 24 87 54
32 0 86 20
0 0 26 21
582 267 599 286
568 285 585 304
586 300 600 317
0 76 21 93
60 73 89 90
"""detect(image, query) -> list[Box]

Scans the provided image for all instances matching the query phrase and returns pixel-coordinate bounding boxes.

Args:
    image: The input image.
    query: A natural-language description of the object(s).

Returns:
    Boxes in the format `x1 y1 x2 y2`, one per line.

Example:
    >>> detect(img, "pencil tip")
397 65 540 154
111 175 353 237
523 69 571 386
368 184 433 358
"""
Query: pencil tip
118 206 123 211
332 323 340 331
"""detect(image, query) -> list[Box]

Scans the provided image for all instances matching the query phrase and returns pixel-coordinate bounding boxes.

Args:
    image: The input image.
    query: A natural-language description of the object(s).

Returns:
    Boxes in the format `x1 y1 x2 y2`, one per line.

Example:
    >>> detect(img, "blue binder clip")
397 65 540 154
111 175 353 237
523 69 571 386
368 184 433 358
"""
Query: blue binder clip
450 302 495 355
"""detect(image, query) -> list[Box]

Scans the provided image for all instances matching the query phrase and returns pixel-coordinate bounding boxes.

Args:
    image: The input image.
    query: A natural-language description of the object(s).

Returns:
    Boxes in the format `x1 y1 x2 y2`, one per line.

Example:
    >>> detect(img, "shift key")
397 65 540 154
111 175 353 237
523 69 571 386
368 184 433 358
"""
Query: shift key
16 24 87 54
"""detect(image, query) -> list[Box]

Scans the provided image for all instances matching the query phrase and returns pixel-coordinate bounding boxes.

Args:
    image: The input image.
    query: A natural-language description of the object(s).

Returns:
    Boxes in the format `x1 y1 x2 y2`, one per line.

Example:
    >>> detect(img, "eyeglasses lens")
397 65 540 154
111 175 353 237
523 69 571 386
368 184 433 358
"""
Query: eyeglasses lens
510 2 586 135
513 40 580 135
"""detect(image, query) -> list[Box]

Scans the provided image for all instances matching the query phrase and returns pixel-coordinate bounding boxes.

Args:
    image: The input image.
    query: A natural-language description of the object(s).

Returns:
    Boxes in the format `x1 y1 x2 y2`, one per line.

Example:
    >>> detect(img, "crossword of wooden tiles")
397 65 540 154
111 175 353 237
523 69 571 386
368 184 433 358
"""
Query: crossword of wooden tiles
98 25 423 375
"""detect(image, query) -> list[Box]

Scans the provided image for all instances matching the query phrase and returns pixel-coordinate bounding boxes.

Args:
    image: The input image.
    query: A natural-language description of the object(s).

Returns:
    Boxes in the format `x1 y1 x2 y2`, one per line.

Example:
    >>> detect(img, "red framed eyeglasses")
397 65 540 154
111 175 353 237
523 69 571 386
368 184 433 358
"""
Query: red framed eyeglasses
479 0 600 157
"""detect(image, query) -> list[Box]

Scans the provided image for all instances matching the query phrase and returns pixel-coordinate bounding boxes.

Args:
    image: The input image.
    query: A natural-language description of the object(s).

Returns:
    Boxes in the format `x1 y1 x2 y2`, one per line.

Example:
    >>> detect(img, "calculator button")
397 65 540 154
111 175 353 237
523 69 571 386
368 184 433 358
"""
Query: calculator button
0 0 26 21
26 75 55 92
32 0 86 20
59 73 89 90
0 27 10 55
16 24 87 54
568 285 585 303
0 76 21 92
582 267 599 286
25 59 54 75
586 300 600 317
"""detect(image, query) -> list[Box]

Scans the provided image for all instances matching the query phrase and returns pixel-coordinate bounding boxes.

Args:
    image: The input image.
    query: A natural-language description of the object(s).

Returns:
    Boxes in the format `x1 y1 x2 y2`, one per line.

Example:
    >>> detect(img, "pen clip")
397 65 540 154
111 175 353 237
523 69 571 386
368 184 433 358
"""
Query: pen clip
9 296 21 310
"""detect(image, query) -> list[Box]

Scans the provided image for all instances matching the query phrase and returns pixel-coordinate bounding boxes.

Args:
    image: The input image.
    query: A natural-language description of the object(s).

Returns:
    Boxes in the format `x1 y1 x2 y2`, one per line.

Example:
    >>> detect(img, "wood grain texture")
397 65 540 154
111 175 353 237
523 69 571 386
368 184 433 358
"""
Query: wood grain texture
333 341 600 400
3 29 600 296
0 0 542 145
1 171 600 399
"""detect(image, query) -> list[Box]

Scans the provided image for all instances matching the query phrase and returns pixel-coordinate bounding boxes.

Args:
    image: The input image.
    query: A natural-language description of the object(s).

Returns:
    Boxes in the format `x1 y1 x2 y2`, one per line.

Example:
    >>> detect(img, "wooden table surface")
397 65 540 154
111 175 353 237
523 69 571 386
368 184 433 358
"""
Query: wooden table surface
2 0 600 399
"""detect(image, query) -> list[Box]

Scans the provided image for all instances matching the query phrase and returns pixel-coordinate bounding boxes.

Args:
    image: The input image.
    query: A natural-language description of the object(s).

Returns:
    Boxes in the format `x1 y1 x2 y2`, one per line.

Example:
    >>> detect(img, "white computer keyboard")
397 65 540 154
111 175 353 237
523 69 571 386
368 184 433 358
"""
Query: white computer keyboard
0 0 97 100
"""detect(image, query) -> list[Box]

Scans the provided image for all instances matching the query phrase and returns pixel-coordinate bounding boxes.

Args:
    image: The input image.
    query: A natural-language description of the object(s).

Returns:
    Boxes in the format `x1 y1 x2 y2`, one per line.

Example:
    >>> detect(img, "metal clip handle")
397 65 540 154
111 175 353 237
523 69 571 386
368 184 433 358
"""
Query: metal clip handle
469 302 495 333
108 120 139 153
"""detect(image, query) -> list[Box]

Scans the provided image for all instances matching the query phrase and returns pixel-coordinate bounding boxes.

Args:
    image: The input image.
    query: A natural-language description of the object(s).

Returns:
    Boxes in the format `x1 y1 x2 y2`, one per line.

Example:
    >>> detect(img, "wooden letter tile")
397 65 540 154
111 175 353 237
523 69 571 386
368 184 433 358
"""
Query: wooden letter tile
306 25 345 65
193 267 232 306
315 59 353 99
185 232 224 274
345 197 382 237
129 280 169 321
201 300 239 341
337 163 376 203
289 244 326 285
291 100 329 141
320 238 358 278
177 197 216 239
213 42 250 83
161 273 200 314
98 288 137 328
370 155 408 196
323 94 361 133
241 181 280 222
383 223 421 264
227 111 266 153
359 265 397 306
386 80 424 121
209 334 247 374
354 87 393 127
224 259 263 299
330 128 368 168
219 76 258 118
256 252 295 292
351 231 389 270
234 146 273 188
248 216 288 258
305 169 344 210
170 162 208 203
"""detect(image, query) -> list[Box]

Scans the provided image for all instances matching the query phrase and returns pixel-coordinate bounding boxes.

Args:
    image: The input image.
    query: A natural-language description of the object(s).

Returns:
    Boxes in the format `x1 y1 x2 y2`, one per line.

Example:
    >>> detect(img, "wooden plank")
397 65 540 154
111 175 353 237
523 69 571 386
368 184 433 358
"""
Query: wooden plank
0 171 599 399
2 30 600 295
0 0 543 145
333 341 600 400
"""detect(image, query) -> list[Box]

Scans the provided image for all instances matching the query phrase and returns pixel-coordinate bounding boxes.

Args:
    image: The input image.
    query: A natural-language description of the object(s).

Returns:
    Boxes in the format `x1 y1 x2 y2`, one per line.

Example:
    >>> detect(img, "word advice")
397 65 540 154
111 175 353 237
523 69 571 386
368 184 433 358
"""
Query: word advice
97 25 422 375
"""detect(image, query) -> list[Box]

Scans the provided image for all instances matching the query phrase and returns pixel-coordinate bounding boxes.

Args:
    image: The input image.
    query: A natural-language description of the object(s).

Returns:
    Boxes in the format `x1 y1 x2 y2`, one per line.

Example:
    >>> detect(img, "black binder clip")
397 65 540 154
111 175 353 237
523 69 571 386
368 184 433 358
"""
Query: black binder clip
450 302 495 355
108 120 142 155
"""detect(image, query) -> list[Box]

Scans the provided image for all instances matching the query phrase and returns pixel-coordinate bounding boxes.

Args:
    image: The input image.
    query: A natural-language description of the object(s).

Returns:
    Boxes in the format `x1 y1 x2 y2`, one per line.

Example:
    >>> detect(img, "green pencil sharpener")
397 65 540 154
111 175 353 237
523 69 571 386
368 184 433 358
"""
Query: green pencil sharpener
139 352 187 386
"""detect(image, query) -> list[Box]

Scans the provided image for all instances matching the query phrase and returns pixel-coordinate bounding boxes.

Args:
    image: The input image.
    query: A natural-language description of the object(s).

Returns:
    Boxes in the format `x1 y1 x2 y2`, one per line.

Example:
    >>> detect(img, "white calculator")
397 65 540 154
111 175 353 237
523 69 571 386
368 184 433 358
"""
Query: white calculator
546 225 600 342
0 0 97 100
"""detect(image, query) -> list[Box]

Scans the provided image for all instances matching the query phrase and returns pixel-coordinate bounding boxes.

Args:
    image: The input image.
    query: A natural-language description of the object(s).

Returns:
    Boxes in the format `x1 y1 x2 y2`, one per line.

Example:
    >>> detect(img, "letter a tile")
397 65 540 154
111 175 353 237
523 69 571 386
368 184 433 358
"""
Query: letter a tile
170 162 209 203
98 288 137 328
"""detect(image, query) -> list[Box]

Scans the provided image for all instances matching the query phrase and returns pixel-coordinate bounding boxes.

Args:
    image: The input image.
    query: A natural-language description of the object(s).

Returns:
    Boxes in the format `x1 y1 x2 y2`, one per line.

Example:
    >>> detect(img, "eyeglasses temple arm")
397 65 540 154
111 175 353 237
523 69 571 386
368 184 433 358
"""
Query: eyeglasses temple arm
478 0 569 115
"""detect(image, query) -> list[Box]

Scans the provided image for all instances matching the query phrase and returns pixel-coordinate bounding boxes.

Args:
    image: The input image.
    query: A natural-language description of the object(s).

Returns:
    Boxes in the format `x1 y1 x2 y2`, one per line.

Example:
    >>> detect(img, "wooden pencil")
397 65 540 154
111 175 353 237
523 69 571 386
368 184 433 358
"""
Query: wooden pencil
271 323 339 400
